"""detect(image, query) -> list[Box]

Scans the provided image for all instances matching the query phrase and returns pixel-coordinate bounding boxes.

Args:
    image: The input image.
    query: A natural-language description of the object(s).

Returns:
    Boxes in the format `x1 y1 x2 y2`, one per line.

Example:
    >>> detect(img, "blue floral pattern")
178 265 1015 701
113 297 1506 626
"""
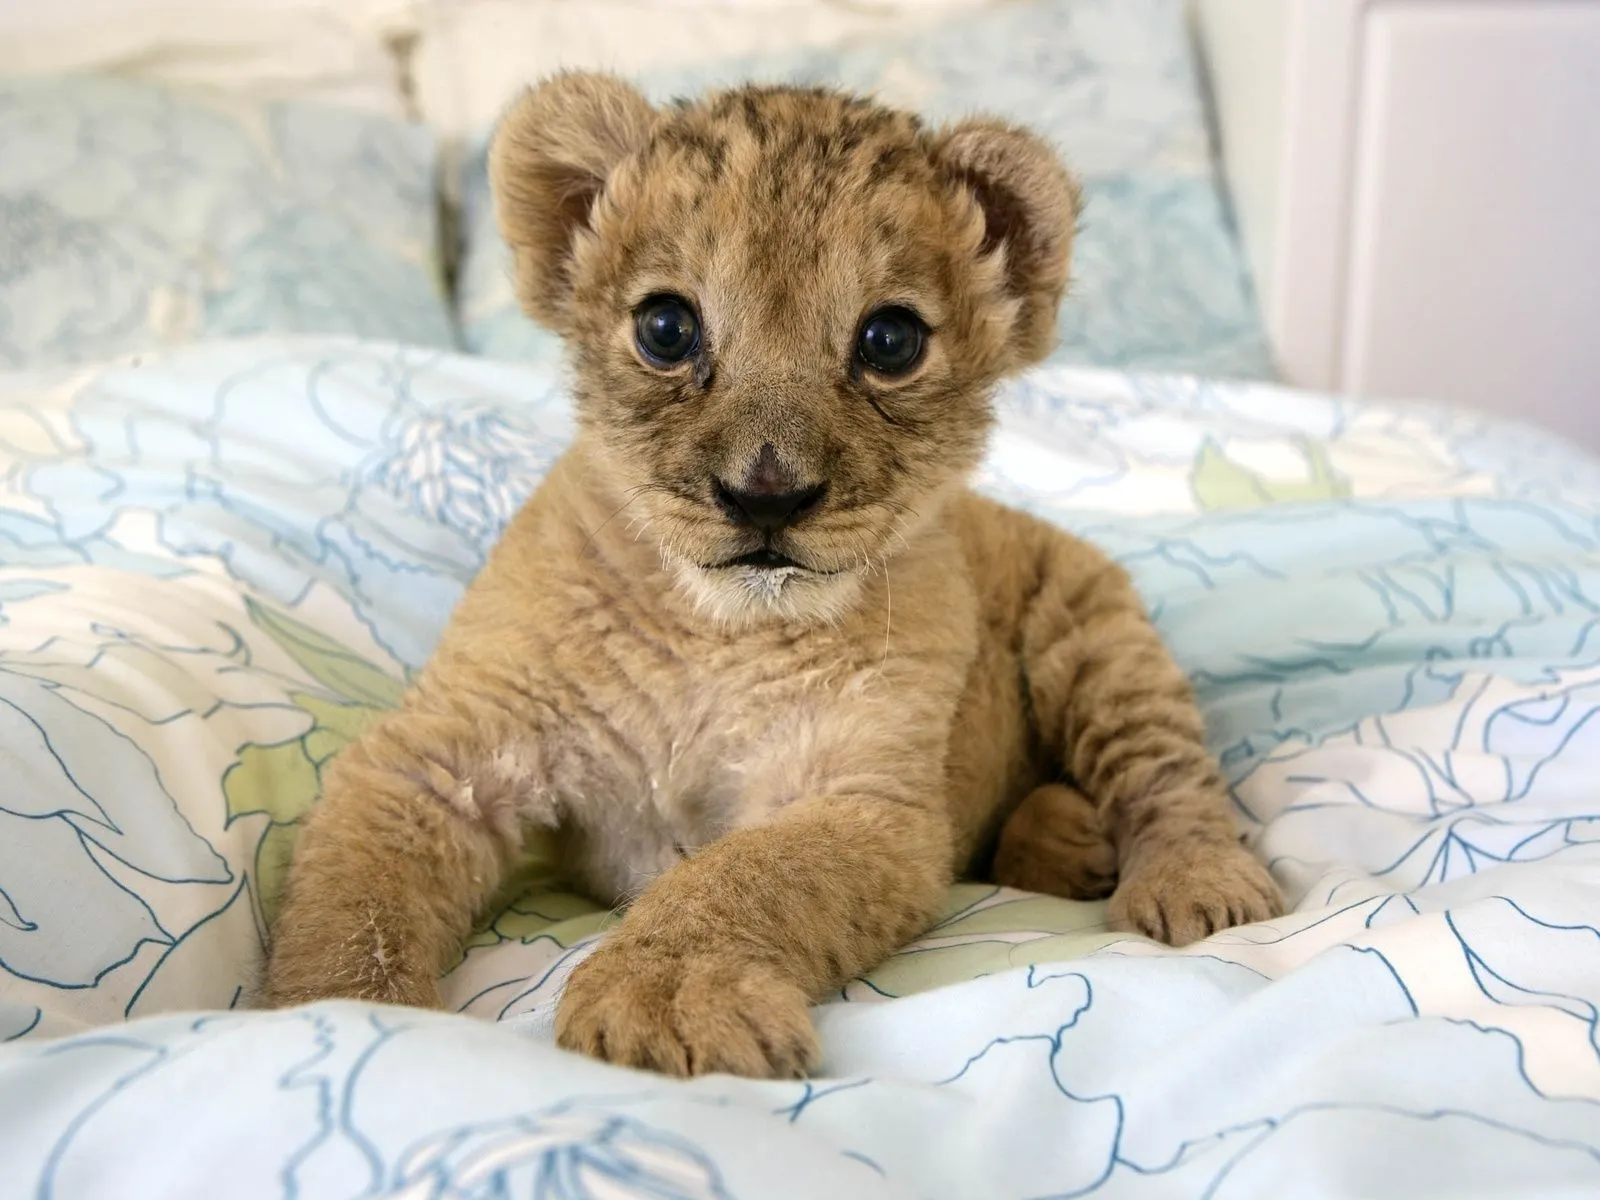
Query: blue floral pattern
0 76 457 369
2 336 1600 1195
455 0 1274 380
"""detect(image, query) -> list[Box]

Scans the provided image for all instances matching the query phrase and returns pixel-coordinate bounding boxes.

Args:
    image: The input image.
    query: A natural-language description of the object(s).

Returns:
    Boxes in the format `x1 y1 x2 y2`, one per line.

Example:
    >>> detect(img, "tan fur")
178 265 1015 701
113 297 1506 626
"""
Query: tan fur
261 75 1282 1077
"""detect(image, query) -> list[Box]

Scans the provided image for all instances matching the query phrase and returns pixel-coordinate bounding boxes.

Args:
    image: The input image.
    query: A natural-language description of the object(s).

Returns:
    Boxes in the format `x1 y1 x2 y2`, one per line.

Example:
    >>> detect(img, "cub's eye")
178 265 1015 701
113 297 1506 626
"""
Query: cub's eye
634 294 701 365
857 306 926 375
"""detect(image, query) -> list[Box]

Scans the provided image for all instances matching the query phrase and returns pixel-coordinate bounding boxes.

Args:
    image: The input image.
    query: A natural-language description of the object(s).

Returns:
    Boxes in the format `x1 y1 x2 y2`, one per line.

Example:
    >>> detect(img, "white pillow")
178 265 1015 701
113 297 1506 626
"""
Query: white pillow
0 0 419 117
410 0 1004 145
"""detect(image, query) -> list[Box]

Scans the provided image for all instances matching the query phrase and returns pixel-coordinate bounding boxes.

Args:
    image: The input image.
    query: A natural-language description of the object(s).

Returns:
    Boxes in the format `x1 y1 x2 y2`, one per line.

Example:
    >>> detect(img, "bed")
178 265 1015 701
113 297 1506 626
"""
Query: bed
3 3 1599 1198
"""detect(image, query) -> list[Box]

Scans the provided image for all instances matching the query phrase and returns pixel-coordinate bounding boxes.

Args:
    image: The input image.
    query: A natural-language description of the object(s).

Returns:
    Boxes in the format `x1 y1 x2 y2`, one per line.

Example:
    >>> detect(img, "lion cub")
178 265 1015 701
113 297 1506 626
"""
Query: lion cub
262 74 1282 1076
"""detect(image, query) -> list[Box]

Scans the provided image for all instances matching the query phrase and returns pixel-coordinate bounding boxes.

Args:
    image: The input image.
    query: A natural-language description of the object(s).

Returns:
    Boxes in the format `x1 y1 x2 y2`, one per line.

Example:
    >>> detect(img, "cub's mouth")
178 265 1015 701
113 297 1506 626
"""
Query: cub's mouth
704 546 847 575
674 528 867 625
719 548 803 570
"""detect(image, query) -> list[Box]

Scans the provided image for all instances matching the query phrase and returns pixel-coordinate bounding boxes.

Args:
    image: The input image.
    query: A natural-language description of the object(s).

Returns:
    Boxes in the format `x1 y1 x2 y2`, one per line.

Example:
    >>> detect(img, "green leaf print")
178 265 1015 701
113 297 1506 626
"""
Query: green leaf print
858 929 1128 999
447 838 612 971
1191 437 1350 511
224 737 321 928
244 596 405 709
296 692 380 764
227 600 399 927
452 884 614 970
857 887 1124 998
931 893 1111 939
224 693 384 926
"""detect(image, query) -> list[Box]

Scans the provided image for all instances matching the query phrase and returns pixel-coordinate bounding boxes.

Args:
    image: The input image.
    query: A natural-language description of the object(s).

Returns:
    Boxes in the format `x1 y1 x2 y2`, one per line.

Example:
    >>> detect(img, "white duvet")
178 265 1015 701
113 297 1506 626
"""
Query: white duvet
2 337 1599 1198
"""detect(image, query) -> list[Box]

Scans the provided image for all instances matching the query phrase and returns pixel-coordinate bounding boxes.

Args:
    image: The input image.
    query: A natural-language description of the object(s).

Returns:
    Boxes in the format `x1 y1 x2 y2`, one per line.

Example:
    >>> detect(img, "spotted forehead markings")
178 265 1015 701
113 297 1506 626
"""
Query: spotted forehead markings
618 89 962 328
656 86 931 195
647 122 730 182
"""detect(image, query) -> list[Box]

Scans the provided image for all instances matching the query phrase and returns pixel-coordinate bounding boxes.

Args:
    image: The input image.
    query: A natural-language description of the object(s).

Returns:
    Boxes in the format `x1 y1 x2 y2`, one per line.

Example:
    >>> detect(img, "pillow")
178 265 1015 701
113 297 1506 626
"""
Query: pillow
409 0 1002 147
0 75 456 368
451 0 1275 379
0 0 417 117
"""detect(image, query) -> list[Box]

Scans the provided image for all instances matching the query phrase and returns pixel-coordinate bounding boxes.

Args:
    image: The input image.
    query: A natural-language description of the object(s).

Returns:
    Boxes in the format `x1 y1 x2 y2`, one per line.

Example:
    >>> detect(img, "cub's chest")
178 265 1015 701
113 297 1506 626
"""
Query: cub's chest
583 622 877 823
551 617 889 902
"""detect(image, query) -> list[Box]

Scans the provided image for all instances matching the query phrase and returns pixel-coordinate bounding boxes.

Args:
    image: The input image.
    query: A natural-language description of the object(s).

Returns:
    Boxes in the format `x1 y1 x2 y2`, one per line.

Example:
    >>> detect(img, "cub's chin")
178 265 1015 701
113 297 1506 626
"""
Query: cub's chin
670 557 868 628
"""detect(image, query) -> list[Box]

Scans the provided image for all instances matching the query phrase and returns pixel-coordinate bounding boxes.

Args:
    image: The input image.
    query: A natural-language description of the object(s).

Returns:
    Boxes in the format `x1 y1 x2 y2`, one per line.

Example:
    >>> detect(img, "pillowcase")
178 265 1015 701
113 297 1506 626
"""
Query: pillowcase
409 0 1001 147
0 74 456 369
0 0 416 118
451 0 1276 379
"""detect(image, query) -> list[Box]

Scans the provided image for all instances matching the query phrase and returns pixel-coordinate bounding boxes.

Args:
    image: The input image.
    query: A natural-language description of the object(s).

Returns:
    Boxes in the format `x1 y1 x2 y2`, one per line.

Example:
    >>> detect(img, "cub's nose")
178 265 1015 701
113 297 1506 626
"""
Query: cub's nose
712 477 828 533
713 442 826 533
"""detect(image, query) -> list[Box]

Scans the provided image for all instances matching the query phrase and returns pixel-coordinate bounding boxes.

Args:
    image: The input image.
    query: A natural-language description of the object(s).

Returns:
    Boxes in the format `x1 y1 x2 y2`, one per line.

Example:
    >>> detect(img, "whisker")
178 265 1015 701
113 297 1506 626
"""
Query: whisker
876 559 893 677
578 485 657 560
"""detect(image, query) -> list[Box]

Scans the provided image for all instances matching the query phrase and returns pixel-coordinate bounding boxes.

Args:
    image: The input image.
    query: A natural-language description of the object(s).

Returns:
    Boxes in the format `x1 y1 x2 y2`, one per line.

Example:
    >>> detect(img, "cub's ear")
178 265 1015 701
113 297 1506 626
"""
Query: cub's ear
933 119 1080 367
489 71 658 333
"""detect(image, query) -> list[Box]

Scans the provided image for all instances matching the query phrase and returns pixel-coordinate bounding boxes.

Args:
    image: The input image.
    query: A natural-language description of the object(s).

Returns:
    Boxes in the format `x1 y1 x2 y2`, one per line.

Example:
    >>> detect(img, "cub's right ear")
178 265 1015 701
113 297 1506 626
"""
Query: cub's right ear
489 72 657 333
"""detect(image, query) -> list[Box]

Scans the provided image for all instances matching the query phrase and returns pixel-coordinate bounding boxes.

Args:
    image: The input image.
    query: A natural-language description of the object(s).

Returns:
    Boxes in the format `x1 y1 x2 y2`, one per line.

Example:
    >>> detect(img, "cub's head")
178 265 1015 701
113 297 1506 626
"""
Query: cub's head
491 72 1077 625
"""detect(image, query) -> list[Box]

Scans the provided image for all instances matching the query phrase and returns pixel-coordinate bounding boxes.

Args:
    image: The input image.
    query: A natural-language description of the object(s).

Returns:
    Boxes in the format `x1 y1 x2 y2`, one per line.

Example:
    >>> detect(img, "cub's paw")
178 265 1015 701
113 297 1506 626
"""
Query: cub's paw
993 783 1118 901
556 941 819 1079
1109 840 1283 946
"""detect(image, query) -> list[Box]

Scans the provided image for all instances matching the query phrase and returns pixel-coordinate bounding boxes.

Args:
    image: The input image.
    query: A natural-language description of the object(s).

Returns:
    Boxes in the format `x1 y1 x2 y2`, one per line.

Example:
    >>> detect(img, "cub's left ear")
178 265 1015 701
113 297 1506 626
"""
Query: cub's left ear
934 120 1080 367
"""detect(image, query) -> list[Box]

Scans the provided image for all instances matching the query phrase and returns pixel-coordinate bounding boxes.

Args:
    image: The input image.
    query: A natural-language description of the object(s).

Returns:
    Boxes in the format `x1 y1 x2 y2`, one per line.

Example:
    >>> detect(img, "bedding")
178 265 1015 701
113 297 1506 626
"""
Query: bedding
3 335 1600 1196
0 74 455 370
452 0 1276 380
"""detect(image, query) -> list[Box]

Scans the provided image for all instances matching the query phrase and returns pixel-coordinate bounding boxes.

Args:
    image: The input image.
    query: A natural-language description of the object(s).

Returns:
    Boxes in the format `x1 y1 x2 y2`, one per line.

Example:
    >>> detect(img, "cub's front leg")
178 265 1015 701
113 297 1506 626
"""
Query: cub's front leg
260 681 550 1009
1015 531 1284 944
556 721 953 1078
